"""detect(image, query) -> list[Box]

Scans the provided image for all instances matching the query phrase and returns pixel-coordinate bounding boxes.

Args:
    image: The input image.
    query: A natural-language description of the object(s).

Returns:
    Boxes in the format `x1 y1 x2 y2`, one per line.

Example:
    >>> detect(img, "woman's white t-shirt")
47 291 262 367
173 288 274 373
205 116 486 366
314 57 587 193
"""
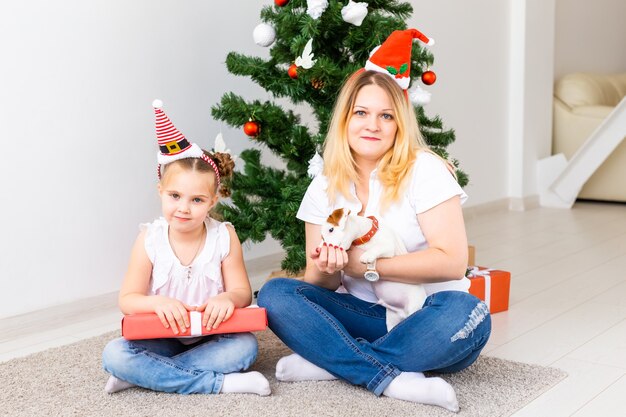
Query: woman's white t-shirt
297 151 470 303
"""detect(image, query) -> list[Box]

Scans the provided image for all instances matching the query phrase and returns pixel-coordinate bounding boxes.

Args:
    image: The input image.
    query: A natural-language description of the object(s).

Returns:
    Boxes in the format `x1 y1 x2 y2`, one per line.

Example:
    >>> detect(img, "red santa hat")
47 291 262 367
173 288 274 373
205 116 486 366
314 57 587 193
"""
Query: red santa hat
153 99 220 188
364 28 434 90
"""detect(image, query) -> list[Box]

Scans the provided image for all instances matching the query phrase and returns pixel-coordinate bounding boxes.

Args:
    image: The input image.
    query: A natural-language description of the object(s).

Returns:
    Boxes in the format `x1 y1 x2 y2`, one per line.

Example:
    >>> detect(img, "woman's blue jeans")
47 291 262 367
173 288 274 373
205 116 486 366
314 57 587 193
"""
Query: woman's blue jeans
102 332 258 394
257 278 491 396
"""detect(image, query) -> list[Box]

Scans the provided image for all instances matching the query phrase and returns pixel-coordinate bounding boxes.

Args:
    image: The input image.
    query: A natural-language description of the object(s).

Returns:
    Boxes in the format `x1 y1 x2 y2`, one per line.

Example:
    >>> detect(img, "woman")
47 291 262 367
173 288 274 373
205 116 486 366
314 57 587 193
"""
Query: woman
258 30 491 412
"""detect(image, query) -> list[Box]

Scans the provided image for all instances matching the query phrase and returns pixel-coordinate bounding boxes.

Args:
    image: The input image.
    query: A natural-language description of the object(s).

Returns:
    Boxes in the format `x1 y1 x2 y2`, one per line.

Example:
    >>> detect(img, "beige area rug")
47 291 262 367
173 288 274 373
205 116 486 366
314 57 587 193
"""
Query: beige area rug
1 330 566 417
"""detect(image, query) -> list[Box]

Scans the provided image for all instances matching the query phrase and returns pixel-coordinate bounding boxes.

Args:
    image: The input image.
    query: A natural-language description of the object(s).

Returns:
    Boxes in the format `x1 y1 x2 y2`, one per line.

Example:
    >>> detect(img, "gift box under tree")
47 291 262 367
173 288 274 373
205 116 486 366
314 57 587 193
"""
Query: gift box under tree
467 266 511 313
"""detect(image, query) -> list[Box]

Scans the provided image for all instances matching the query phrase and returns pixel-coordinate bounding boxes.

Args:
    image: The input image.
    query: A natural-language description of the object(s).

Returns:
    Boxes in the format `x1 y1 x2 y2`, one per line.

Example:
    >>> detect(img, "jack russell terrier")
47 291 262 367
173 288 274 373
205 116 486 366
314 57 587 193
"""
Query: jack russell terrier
321 208 427 330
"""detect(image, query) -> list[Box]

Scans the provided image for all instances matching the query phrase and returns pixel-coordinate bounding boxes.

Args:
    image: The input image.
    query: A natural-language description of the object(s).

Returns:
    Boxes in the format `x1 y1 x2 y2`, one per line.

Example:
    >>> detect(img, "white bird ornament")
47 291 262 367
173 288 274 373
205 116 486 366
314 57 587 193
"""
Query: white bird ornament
295 39 317 69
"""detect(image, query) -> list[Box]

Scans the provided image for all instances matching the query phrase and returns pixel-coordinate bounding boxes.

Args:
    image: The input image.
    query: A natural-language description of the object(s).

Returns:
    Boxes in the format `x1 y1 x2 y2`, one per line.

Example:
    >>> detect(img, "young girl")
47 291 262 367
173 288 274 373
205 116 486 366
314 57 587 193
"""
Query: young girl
102 100 270 396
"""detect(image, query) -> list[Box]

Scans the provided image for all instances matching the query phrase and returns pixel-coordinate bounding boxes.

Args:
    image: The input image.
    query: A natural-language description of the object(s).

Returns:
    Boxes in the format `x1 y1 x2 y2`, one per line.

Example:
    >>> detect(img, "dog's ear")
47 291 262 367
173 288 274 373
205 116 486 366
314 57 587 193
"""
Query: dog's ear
326 208 344 226
338 208 350 229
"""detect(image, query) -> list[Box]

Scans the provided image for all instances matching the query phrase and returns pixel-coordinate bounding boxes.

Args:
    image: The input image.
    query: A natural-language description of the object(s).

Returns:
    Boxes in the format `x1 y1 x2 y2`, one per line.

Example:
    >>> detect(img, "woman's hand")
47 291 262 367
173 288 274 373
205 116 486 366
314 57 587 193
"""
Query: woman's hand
310 243 349 274
343 246 367 278
198 294 236 330
302 223 342 289
153 296 193 335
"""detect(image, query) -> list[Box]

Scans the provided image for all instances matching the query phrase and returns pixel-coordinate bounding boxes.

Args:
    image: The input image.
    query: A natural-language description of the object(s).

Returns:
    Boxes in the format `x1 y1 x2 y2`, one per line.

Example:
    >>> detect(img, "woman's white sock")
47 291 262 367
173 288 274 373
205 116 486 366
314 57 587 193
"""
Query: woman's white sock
104 375 135 394
383 372 459 412
275 353 337 382
221 371 271 396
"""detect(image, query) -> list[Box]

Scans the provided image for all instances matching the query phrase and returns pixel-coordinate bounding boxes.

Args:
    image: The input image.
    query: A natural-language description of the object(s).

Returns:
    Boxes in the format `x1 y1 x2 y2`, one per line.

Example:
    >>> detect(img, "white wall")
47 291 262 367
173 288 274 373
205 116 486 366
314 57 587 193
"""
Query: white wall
554 0 626 80
0 0 280 318
408 1 512 206
1 0 618 318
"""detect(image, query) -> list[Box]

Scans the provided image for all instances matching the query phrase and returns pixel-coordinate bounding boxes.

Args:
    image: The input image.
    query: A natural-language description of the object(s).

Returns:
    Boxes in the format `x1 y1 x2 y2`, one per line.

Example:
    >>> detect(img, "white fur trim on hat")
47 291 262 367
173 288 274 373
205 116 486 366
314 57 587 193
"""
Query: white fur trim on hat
364 61 411 90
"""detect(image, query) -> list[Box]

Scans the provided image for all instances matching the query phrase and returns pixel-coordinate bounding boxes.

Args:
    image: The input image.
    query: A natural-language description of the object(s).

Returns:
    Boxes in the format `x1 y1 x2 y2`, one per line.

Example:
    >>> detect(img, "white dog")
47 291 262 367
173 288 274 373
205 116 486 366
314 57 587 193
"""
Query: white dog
321 208 427 330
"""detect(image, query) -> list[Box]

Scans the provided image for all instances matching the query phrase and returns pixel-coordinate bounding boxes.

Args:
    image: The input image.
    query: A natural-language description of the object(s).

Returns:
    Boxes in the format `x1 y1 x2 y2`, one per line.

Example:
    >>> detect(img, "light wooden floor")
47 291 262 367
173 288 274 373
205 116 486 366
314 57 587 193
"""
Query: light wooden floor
1 201 625 416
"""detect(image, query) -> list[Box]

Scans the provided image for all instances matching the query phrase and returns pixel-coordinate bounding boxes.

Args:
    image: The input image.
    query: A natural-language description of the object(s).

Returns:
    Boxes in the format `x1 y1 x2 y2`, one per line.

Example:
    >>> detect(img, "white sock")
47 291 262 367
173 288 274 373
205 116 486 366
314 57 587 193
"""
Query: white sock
221 371 271 396
275 353 337 382
383 372 459 412
104 375 135 394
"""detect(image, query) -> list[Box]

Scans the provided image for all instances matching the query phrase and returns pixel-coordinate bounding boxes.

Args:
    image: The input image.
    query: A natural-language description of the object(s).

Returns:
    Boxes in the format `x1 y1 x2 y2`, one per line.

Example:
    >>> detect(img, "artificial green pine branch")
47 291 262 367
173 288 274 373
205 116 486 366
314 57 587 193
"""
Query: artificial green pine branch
212 0 467 274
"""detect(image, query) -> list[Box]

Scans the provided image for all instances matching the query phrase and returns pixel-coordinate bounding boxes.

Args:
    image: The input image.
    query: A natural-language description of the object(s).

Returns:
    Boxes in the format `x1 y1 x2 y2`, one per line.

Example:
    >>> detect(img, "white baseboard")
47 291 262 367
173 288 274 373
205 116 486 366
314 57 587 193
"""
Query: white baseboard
463 196 541 221
0 292 119 338
0 254 286 326
509 195 541 211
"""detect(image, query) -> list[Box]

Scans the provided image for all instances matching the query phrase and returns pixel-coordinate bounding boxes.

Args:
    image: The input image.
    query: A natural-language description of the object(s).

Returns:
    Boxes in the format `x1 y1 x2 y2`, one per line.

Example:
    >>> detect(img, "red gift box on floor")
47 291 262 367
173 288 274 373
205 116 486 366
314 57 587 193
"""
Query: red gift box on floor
467 266 511 313
122 307 267 340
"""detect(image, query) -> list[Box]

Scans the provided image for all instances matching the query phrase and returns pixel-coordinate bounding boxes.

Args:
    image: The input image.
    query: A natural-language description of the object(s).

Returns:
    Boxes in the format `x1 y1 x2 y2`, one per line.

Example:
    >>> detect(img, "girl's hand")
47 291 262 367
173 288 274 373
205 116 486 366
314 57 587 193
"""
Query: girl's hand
153 297 194 335
310 243 349 274
198 295 236 330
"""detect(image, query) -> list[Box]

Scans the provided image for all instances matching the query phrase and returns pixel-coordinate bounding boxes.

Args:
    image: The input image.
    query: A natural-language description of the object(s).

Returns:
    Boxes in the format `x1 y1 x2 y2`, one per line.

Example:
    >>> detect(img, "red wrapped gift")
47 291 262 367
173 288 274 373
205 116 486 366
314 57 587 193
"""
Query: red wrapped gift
467 266 511 313
122 307 267 340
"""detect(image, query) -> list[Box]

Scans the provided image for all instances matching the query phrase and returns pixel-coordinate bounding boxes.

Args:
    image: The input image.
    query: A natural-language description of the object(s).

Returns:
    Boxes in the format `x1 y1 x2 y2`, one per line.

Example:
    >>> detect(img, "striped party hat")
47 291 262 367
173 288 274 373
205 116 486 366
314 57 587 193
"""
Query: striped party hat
152 100 219 186
153 99 204 172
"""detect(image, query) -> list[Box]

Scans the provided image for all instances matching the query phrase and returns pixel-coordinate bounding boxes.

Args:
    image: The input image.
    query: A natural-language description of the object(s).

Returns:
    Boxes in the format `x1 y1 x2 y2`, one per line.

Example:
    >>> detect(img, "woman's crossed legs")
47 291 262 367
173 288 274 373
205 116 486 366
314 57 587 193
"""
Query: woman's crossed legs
258 278 491 411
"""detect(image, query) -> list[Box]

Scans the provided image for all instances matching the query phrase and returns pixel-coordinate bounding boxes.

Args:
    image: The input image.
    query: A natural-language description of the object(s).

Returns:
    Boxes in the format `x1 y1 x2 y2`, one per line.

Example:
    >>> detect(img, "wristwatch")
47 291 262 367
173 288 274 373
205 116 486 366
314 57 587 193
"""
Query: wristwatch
364 260 380 282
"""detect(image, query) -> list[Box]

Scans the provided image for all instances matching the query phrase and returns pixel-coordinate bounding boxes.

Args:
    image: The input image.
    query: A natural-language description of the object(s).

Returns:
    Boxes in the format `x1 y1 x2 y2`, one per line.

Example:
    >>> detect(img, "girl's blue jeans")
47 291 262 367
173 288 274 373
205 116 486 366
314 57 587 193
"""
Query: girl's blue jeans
257 278 491 396
102 332 258 394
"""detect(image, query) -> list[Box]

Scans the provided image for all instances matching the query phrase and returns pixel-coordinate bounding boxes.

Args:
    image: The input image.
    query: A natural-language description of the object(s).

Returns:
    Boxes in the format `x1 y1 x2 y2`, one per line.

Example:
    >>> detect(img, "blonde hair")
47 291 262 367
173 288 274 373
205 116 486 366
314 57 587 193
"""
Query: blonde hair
323 70 430 211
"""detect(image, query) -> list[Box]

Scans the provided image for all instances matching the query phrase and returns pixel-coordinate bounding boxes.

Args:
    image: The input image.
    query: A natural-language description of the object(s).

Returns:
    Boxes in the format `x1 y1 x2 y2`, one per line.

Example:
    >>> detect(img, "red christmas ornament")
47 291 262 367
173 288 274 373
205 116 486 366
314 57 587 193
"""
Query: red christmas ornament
243 119 261 137
421 70 437 85
287 64 298 80
275 0 289 6
288 63 298 79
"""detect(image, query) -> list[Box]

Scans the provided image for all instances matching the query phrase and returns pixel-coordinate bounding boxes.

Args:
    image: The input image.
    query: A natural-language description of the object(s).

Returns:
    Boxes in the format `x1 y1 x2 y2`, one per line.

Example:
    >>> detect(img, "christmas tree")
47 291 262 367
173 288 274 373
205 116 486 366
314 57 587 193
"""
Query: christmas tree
211 0 467 274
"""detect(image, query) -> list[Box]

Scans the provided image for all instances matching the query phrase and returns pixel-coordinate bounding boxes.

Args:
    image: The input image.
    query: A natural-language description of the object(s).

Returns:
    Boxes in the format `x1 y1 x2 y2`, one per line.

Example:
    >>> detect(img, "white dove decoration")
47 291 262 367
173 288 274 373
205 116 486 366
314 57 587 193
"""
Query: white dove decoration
213 132 237 162
295 39 316 69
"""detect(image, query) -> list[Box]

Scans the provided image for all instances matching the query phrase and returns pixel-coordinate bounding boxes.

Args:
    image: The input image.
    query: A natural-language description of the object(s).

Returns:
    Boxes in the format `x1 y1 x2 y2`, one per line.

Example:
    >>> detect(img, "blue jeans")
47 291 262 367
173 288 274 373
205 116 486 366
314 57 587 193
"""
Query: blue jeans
257 278 491 396
102 332 258 394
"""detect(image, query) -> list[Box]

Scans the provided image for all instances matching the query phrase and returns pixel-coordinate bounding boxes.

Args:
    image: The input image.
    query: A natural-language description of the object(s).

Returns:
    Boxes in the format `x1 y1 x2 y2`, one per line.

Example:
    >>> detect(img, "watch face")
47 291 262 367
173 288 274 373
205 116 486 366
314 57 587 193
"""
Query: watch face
364 270 380 282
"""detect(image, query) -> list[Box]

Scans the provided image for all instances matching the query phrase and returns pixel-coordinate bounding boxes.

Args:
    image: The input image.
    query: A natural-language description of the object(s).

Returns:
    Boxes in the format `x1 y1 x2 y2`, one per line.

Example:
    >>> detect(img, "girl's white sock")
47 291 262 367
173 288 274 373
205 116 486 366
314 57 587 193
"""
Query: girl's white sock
383 372 459 412
275 353 337 382
221 371 271 396
104 375 135 394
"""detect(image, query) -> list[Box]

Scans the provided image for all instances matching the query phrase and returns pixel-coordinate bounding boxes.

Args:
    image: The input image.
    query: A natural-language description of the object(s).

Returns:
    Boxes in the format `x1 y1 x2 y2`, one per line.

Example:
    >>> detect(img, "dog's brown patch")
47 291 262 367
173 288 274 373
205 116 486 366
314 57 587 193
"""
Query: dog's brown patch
326 208 344 226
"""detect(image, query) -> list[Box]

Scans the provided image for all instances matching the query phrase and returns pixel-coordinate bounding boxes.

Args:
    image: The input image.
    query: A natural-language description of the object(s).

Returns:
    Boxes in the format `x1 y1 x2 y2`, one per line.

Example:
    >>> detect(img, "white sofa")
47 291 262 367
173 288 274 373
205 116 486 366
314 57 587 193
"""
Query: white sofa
552 72 626 202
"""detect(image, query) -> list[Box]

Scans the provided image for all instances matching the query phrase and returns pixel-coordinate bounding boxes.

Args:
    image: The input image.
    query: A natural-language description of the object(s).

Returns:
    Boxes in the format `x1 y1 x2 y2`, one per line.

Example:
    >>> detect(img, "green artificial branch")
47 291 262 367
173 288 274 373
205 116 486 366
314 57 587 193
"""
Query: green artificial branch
212 0 467 273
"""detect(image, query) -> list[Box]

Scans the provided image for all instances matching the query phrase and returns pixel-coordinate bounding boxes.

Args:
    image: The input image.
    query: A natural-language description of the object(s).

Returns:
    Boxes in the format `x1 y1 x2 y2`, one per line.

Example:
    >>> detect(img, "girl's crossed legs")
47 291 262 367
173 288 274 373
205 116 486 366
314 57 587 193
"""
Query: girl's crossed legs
102 332 269 395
